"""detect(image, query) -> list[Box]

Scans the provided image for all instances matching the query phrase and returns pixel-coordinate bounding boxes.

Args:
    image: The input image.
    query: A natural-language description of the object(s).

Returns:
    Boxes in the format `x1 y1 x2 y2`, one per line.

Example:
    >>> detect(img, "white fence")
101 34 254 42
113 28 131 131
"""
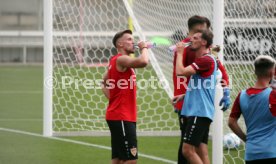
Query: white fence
0 31 43 63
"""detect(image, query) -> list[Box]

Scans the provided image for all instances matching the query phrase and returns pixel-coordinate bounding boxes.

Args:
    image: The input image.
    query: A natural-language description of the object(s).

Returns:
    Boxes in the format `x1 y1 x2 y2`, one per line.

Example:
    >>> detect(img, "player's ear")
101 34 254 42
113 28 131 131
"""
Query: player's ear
117 38 123 48
269 68 274 79
202 39 207 47
118 42 123 47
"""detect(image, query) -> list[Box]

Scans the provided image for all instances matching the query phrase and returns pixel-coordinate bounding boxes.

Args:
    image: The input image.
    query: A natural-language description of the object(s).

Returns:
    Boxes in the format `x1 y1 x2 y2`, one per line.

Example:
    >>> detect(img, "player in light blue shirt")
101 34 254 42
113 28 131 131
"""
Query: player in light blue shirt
175 29 218 164
229 55 276 164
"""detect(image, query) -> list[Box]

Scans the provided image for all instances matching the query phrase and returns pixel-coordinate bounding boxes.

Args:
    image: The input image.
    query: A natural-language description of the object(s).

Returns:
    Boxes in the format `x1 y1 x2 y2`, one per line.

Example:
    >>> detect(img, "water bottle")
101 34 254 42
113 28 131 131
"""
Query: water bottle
134 42 156 49
146 42 157 48
168 42 191 52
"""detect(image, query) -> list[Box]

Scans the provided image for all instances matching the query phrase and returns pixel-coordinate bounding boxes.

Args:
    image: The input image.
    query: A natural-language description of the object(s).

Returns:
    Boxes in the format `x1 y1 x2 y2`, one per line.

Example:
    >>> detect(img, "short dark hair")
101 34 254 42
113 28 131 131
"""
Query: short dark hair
201 30 213 48
188 15 206 31
202 17 211 28
254 55 275 77
112 29 132 48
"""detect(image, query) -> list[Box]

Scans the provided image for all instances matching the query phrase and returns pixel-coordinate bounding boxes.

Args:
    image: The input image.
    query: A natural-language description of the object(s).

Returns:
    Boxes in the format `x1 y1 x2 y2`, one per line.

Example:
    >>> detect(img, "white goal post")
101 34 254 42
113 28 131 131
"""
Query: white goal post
43 0 53 137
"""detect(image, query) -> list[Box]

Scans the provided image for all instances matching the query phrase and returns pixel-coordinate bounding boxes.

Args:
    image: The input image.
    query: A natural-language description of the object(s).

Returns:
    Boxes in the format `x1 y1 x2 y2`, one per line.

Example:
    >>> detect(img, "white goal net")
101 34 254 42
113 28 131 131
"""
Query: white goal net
51 0 182 136
45 0 276 163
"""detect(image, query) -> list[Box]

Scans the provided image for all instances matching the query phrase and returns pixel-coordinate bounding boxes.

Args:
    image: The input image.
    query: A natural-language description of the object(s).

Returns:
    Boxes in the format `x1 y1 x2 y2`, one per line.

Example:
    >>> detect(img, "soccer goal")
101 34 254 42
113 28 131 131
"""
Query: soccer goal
44 0 217 135
44 0 276 163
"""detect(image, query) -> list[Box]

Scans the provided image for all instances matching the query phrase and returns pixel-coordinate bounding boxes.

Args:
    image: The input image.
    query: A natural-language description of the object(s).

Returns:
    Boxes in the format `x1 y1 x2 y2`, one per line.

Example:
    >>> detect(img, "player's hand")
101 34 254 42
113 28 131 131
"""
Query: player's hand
137 41 147 50
171 94 185 105
210 45 220 58
211 45 221 53
219 87 231 111
172 95 184 113
176 42 185 56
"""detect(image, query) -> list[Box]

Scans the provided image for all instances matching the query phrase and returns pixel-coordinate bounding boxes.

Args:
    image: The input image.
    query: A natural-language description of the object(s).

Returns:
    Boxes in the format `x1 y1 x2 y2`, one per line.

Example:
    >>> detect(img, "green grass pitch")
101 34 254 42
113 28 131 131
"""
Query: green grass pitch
0 65 246 164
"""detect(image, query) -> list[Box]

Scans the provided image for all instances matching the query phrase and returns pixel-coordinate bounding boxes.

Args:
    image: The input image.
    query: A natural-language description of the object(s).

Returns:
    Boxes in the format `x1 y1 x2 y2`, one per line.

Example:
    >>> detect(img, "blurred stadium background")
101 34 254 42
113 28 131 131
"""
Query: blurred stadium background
0 0 275 64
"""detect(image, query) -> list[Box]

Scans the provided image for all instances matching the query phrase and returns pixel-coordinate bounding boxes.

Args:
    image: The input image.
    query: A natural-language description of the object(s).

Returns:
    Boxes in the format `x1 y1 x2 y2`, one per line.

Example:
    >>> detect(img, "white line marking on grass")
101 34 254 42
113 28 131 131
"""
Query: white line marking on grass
0 127 176 164
0 91 42 94
0 118 42 121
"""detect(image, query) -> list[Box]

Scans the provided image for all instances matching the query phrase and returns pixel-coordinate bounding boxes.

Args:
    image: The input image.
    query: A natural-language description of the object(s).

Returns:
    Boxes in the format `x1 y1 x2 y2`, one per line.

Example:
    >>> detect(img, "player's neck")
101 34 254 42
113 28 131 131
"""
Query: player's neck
254 78 271 89
118 49 128 56
195 47 208 58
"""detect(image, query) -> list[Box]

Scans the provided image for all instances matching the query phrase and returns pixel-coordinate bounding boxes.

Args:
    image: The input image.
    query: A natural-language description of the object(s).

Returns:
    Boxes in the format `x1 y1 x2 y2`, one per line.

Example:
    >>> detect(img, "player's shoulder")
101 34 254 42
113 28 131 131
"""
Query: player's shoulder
235 91 242 99
271 89 276 94
116 53 132 62
109 54 117 63
111 53 122 60
110 54 125 67
197 55 215 63
269 89 276 102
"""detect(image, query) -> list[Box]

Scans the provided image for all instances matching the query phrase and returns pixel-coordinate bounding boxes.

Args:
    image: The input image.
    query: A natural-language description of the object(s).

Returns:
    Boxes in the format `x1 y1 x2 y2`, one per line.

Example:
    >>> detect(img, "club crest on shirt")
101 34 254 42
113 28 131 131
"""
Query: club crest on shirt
130 147 137 157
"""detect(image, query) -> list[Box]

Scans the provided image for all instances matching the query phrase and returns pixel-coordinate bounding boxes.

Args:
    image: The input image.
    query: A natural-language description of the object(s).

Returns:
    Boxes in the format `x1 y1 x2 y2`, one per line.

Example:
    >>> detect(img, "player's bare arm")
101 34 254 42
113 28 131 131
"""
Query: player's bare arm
228 117 246 142
171 94 185 105
101 72 110 99
116 41 149 71
175 42 196 76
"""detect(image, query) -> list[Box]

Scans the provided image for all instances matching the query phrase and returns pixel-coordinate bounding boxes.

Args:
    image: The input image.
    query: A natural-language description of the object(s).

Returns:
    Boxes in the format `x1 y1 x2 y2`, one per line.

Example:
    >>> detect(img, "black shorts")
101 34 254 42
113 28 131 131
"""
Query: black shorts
182 116 212 147
107 120 138 160
177 110 188 131
246 158 276 164
179 114 188 136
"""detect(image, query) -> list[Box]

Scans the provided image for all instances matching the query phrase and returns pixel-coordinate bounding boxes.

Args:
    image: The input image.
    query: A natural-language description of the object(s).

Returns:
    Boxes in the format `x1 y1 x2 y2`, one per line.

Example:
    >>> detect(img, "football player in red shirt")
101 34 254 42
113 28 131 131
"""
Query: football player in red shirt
175 29 216 164
102 30 149 164
172 15 230 164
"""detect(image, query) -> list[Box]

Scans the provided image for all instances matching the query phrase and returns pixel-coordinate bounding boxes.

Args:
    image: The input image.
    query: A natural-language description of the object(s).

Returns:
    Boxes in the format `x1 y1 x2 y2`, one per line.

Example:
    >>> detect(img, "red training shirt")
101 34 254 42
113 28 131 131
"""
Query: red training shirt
173 37 195 110
106 54 137 122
